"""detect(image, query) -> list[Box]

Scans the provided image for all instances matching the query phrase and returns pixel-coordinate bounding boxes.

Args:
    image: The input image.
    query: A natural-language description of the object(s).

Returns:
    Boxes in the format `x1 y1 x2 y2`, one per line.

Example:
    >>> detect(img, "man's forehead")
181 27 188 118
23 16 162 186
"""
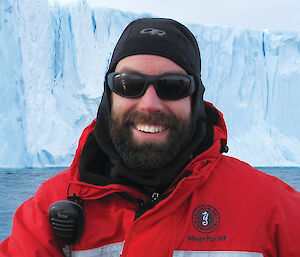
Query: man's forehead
115 54 187 75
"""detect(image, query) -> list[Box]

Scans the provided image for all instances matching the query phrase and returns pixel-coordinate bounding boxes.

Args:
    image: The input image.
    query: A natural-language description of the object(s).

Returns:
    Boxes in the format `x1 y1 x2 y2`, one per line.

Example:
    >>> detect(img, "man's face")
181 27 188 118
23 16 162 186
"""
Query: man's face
110 54 193 170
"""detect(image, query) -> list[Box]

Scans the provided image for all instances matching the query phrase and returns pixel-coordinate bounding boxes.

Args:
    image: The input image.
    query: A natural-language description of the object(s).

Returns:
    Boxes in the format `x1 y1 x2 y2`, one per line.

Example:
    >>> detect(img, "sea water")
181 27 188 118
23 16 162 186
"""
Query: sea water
0 167 299 241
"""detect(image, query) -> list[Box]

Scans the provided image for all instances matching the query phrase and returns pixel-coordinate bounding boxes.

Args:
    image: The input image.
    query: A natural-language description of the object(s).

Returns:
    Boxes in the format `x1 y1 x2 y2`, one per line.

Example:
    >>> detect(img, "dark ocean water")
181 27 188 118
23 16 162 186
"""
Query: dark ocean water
0 167 299 241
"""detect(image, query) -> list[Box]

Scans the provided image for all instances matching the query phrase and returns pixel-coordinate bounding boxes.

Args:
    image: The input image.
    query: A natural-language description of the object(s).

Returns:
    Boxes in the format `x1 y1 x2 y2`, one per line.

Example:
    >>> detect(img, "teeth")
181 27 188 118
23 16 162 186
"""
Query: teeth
136 124 165 133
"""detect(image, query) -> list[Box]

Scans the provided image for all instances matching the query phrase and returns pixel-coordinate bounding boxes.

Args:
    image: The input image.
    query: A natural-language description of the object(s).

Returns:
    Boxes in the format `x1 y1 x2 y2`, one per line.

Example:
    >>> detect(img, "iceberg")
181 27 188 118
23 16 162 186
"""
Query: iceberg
0 0 299 168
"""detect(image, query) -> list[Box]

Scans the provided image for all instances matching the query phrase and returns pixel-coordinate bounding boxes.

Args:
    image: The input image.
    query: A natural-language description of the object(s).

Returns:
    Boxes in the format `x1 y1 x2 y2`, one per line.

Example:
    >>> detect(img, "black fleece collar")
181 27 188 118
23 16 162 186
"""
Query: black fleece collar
79 95 218 195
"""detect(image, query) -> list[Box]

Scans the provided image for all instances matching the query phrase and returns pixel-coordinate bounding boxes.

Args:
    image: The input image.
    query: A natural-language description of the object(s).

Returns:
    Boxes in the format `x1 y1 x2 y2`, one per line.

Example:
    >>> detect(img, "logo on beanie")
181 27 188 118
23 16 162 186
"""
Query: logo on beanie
140 28 166 37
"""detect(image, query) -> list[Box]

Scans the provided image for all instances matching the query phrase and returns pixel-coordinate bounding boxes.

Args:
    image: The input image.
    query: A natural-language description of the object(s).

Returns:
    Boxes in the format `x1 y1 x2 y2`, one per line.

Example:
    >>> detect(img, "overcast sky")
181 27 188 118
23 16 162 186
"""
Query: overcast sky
51 0 300 31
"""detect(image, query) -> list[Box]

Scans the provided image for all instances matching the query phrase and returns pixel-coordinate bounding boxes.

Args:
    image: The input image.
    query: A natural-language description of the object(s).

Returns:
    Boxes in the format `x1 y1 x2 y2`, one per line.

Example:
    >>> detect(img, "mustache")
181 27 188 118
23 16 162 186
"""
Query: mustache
122 110 179 128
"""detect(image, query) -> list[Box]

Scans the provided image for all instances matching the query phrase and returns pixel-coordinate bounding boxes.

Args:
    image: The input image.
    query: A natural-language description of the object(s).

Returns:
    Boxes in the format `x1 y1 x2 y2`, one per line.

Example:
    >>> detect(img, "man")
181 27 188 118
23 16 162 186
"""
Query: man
0 18 299 257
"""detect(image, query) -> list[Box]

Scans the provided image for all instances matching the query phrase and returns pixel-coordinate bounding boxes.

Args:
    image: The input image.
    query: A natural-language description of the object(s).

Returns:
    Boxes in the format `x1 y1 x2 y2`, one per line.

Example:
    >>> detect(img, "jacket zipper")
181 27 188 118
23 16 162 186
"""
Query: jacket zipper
133 169 196 220
134 192 163 220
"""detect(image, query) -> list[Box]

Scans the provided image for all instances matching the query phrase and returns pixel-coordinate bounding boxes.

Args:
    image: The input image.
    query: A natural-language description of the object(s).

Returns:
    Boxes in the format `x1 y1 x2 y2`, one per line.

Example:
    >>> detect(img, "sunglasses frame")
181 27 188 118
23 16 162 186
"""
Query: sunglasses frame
106 72 196 100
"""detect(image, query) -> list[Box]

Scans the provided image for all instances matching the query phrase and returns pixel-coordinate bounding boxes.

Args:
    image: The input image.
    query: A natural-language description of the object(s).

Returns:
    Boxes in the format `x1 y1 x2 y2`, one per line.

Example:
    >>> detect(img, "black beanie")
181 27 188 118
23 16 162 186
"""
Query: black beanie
106 17 206 121
108 18 201 78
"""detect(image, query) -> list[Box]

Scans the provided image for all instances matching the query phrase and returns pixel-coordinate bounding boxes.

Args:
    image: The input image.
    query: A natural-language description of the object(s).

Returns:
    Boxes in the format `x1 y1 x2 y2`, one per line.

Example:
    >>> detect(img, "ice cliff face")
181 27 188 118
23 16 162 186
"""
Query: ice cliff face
190 25 300 166
0 0 299 168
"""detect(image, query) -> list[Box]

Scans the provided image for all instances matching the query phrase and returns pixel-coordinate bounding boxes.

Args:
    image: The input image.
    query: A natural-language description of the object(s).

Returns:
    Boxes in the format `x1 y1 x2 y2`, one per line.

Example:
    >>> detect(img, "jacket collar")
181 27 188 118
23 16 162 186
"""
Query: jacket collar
67 101 227 200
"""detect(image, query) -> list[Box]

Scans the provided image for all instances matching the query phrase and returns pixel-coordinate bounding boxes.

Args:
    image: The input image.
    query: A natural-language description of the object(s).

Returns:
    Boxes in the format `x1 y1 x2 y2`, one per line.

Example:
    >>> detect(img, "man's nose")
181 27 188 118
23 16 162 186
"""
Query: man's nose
136 85 164 113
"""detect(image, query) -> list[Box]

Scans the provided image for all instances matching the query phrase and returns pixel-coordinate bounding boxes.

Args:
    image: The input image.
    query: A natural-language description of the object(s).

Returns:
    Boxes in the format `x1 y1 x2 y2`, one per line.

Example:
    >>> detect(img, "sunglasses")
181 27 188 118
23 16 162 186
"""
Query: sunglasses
106 72 196 100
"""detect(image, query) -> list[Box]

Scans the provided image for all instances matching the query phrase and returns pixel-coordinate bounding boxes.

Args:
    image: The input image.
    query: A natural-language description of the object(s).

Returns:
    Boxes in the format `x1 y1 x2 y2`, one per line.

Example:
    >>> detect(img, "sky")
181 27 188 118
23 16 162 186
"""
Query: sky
51 0 300 31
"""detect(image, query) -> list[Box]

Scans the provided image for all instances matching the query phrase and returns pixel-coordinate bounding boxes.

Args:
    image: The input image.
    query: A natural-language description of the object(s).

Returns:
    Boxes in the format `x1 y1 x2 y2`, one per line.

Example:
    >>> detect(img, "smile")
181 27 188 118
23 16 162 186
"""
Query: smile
135 124 166 133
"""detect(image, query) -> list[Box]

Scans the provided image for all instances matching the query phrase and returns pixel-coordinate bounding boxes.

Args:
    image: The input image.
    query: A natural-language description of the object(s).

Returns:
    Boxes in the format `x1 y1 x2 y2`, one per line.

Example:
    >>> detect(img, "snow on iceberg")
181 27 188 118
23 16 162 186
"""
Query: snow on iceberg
0 0 299 168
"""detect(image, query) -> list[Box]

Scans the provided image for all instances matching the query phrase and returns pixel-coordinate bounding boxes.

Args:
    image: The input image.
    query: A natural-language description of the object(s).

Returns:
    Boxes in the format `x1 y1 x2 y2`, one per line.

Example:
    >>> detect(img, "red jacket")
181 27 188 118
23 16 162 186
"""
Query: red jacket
1 105 300 257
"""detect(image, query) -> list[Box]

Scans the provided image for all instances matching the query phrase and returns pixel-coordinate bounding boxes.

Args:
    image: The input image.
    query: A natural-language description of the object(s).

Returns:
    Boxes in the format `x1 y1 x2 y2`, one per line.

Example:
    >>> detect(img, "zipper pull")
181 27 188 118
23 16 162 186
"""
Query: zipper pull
140 192 160 207
135 192 161 220
151 192 159 203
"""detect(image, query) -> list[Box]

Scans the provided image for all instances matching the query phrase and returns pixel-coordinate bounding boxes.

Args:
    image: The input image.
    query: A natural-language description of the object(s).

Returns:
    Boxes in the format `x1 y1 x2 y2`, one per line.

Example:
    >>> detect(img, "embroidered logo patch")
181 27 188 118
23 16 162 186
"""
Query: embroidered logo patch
192 205 220 233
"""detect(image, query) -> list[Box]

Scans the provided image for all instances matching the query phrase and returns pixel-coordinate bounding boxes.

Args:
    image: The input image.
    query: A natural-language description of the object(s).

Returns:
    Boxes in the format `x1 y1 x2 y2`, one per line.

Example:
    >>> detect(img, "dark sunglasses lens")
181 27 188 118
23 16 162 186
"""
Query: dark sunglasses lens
113 73 144 97
157 75 191 99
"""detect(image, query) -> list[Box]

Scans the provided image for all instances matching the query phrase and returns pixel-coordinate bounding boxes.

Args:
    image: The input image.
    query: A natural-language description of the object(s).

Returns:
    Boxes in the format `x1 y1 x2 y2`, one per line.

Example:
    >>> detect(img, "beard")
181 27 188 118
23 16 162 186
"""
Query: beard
110 109 193 171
